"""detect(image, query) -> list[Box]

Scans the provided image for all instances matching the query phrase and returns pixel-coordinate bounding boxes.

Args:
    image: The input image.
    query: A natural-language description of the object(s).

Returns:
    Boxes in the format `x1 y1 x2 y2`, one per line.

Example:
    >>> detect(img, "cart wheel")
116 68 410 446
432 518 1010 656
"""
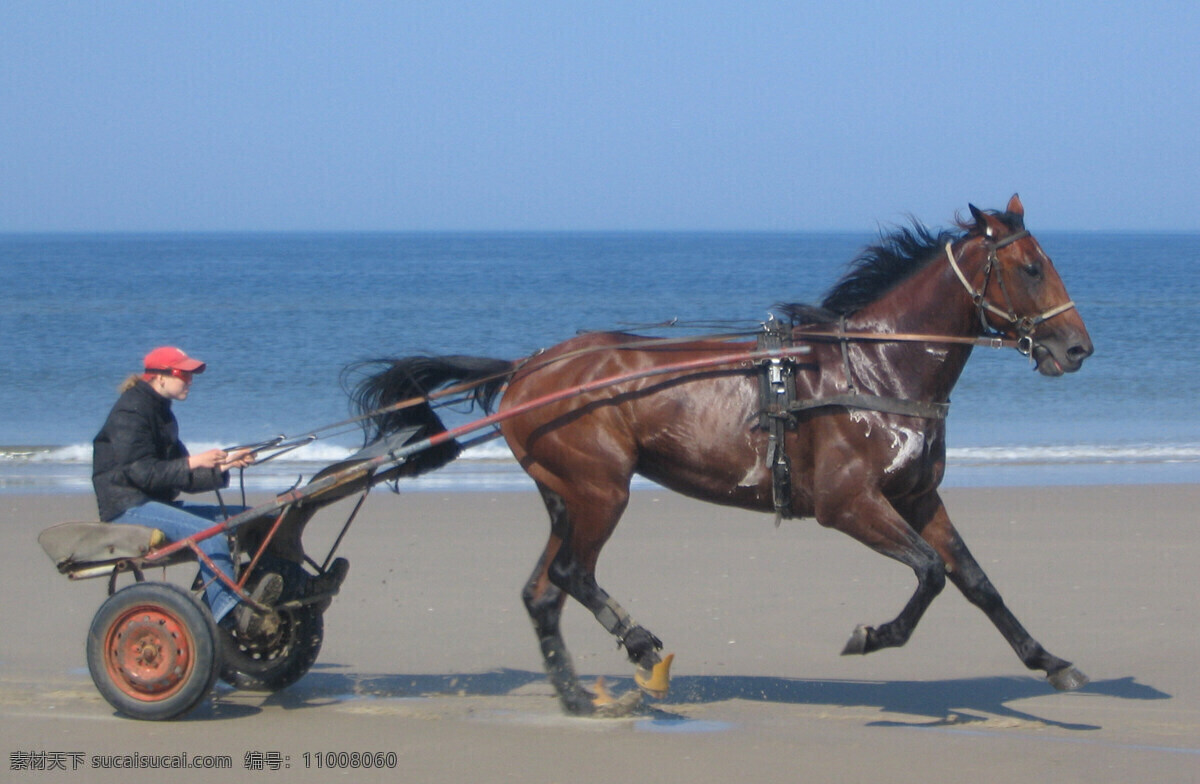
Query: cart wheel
219 572 324 692
86 582 220 721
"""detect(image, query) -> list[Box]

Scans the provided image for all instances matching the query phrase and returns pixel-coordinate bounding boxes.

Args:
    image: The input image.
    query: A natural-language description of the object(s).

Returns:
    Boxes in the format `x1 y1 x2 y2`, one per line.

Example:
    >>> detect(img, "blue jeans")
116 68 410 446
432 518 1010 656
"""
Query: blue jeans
112 502 247 623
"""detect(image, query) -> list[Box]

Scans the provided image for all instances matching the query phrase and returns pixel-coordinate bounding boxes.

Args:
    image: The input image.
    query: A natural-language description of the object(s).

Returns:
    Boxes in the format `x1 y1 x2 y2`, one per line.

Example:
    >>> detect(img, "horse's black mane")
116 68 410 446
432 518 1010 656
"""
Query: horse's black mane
777 210 1022 324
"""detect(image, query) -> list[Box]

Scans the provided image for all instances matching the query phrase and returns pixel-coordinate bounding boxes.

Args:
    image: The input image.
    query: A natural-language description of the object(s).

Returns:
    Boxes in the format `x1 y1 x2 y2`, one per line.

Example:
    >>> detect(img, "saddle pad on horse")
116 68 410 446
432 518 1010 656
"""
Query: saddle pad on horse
38 522 167 570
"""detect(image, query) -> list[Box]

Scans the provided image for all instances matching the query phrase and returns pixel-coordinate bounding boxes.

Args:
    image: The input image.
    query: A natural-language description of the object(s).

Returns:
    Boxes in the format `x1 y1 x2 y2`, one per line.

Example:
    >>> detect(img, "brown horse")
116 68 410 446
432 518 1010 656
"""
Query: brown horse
352 196 1093 715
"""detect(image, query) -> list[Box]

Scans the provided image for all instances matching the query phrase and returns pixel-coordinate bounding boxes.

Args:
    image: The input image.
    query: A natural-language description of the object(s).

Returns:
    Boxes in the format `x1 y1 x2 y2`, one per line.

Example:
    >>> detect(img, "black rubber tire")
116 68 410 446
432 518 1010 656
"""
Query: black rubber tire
86 582 221 721
218 565 324 692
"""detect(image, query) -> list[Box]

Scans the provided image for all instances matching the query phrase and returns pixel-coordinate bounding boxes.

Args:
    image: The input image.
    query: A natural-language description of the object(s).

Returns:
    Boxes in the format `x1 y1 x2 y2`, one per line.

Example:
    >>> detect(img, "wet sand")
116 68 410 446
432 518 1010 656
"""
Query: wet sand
2 484 1197 782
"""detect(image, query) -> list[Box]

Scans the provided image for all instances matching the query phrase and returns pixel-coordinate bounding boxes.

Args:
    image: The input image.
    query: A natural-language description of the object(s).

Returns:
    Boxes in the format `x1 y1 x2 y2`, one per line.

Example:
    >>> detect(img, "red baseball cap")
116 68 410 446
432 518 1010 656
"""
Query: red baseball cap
143 346 207 374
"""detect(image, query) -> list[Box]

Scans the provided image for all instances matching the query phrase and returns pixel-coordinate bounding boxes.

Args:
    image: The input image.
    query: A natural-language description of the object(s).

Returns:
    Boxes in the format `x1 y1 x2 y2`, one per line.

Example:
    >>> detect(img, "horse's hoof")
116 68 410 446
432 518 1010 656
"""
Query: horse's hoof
591 678 644 717
1047 665 1089 692
594 691 643 717
634 653 675 699
592 677 617 706
841 625 871 656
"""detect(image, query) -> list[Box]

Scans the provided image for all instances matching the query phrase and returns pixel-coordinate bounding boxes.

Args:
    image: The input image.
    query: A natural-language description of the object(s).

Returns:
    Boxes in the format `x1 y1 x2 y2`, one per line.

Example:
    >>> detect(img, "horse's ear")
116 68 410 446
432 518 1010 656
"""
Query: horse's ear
1006 193 1024 217
969 202 1007 238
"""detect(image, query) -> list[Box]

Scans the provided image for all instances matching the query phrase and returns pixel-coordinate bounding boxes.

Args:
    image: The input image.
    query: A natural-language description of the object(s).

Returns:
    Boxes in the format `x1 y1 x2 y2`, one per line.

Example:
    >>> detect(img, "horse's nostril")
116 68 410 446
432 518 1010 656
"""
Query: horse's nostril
1067 343 1092 362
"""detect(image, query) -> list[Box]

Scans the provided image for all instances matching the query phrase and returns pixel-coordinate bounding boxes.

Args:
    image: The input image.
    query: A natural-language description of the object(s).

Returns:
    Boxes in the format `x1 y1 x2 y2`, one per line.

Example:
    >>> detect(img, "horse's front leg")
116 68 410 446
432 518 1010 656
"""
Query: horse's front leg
914 494 1089 691
818 488 948 655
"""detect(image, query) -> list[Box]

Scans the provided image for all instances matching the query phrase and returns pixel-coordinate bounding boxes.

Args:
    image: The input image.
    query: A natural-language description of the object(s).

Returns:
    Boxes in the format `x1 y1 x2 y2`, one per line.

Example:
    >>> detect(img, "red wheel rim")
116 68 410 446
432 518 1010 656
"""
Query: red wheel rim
103 604 196 702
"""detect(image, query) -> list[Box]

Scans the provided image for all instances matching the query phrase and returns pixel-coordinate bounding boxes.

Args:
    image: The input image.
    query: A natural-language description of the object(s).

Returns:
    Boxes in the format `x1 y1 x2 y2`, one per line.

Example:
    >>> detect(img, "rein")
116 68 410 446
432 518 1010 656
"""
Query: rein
793 327 1016 349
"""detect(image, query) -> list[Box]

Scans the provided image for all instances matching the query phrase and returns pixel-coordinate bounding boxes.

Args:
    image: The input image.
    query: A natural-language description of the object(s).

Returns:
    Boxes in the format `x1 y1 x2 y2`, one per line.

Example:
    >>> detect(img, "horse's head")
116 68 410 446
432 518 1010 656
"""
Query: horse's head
951 195 1093 376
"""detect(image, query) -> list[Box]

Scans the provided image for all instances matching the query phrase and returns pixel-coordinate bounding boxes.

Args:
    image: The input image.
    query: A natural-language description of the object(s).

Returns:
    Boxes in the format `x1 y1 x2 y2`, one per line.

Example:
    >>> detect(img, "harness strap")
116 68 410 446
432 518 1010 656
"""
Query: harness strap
790 393 949 420
838 316 858 395
821 317 949 417
756 320 796 524
756 318 954 524
945 241 1017 325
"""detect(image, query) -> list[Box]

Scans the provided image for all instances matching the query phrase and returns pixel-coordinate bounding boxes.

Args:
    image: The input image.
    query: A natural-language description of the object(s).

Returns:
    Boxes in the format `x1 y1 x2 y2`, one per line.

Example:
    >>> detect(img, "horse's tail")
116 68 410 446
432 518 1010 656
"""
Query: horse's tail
345 355 515 476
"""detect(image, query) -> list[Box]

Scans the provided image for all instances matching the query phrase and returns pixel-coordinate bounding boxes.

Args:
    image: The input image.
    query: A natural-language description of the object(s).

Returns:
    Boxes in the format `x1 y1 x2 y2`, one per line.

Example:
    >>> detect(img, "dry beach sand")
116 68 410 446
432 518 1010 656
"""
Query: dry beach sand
1 484 1197 783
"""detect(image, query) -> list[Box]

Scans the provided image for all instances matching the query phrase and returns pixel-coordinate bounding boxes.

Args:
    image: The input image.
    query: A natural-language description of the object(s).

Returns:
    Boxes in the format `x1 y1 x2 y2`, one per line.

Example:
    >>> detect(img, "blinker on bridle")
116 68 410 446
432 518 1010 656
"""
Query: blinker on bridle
944 230 1077 357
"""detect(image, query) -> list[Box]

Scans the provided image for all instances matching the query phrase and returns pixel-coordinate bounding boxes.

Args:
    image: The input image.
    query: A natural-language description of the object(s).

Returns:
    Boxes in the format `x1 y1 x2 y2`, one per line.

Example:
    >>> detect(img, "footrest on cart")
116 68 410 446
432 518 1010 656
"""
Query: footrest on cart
38 522 178 579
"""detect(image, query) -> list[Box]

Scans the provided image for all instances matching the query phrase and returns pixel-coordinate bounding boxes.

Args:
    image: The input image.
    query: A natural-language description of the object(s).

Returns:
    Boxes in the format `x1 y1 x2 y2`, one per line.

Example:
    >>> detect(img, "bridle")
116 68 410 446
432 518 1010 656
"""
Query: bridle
944 230 1077 357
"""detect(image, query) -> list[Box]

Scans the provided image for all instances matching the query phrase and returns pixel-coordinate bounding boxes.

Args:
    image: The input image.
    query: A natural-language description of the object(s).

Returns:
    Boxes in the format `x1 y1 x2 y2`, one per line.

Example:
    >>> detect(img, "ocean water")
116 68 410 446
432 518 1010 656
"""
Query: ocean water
2 230 1198 495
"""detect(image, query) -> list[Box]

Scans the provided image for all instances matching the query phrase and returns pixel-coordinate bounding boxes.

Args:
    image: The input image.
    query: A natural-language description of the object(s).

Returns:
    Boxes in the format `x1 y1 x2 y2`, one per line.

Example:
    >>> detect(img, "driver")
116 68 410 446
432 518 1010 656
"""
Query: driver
92 346 280 637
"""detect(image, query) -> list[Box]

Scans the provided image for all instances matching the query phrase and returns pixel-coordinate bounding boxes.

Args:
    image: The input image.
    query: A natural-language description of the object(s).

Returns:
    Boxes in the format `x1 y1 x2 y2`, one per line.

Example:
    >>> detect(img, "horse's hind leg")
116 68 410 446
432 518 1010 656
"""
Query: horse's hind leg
523 483 668 715
522 538 595 714
917 497 1088 690
549 535 671 698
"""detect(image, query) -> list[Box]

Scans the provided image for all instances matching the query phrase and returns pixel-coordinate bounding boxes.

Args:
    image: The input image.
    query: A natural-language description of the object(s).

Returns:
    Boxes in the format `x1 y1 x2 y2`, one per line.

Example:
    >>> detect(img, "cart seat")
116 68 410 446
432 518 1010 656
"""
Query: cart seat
38 522 174 576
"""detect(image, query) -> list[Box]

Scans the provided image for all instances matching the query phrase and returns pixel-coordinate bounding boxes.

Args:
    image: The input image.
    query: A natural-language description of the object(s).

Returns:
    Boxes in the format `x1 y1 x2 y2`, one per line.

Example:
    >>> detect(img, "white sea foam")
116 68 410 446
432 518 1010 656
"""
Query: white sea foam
8 439 1198 469
0 437 528 494
948 443 1200 465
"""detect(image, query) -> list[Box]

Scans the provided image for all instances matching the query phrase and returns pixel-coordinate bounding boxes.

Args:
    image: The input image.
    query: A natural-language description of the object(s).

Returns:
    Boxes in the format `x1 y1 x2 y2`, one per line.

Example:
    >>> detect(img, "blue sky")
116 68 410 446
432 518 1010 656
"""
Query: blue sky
2 1 1197 232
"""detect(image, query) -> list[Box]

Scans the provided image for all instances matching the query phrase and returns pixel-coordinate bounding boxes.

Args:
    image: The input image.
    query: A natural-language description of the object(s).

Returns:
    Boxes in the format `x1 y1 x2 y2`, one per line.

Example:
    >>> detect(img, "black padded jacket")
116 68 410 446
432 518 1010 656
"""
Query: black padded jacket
92 379 228 521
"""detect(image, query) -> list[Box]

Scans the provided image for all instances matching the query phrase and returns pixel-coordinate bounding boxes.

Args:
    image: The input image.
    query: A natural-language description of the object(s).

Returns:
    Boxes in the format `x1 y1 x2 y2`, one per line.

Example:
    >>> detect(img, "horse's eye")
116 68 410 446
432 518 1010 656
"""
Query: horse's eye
1021 262 1043 280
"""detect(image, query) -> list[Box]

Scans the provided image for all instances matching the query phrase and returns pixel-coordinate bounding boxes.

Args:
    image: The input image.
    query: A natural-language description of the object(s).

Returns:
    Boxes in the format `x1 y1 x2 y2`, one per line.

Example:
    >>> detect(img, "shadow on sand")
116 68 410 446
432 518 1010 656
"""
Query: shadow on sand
200 665 1167 731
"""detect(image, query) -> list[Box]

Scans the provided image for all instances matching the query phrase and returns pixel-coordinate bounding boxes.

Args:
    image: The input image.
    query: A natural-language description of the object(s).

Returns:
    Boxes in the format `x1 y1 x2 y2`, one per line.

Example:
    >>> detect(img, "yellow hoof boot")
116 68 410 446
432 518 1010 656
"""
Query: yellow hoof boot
592 677 616 707
634 653 674 699
591 678 643 717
